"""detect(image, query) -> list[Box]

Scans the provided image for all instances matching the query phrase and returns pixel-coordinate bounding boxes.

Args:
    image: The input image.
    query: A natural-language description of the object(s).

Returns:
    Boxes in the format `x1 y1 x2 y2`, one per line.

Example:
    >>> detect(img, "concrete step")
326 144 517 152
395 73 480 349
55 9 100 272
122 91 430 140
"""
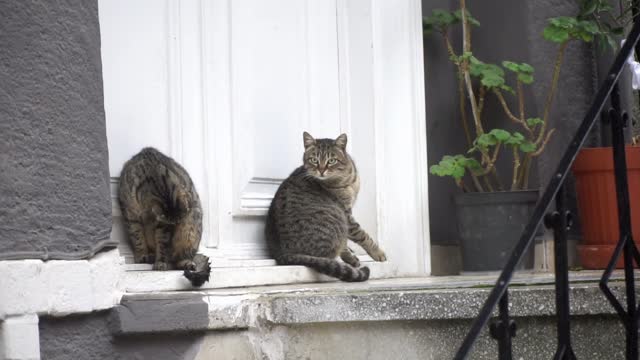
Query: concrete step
110 274 634 359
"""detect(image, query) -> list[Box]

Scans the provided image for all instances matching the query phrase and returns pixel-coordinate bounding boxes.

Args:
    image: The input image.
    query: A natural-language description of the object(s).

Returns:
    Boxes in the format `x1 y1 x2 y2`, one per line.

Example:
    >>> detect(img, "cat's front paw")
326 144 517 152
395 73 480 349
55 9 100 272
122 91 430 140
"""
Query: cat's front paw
370 248 387 262
153 261 170 271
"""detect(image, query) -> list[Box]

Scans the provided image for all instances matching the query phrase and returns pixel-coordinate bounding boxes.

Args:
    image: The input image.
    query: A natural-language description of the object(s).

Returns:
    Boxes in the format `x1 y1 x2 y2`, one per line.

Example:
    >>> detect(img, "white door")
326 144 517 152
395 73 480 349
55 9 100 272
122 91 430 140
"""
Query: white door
100 0 430 279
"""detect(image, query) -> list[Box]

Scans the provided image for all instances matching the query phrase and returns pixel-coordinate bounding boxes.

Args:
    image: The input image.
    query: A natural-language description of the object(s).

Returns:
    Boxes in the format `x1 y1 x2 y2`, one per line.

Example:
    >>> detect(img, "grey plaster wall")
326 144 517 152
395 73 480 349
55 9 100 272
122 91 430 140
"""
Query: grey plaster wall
40 312 626 360
281 315 625 359
424 0 597 248
0 0 115 259
39 312 204 360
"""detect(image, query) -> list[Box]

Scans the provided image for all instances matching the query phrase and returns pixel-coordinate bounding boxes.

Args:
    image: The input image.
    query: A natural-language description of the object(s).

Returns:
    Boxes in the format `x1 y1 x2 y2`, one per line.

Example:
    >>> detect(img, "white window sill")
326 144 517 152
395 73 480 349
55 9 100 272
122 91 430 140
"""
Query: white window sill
122 261 400 293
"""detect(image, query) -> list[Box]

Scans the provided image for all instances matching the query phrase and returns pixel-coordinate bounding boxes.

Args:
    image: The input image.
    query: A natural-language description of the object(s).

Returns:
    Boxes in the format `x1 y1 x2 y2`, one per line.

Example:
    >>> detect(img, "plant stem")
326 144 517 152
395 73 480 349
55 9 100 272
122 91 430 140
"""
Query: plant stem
482 175 495 192
517 79 525 121
518 155 530 188
458 71 473 147
532 128 556 156
471 173 485 192
494 90 533 135
477 86 486 118
538 41 568 145
442 34 473 148
460 0 484 136
523 161 531 189
512 147 521 190
492 168 505 191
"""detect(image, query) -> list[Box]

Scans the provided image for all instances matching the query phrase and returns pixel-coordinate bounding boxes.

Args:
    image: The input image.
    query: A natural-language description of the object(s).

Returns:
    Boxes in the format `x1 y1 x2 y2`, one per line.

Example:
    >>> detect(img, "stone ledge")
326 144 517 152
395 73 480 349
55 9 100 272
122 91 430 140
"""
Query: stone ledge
121 261 399 292
110 274 631 336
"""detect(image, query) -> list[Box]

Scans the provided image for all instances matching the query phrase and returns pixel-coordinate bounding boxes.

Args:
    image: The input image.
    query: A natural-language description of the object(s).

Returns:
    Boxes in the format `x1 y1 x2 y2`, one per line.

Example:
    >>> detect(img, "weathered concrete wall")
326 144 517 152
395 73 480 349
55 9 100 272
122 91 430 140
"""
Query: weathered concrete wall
424 0 596 252
38 282 632 359
39 312 204 360
39 312 626 360
0 0 114 260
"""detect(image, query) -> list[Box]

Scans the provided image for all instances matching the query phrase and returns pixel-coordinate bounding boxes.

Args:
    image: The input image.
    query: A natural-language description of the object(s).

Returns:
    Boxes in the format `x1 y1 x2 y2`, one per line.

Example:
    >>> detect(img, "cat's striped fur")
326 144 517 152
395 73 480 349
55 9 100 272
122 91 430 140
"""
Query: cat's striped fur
118 147 210 287
265 132 387 282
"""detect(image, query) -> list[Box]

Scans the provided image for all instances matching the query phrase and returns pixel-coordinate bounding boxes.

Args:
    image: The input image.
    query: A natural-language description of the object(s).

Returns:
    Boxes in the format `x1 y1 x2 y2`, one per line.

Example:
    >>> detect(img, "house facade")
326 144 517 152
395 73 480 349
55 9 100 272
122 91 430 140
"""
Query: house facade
2 0 431 359
2 0 632 359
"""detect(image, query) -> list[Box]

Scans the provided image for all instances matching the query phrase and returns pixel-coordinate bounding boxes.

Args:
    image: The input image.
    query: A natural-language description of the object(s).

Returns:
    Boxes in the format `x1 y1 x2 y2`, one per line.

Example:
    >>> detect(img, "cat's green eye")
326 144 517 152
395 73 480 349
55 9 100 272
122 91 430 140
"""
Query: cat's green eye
309 158 318 164
328 158 337 165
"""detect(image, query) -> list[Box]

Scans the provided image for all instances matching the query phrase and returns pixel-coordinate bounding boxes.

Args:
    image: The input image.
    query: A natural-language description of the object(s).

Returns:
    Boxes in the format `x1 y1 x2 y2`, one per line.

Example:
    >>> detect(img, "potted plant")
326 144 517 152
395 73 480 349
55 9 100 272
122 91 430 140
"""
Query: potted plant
567 0 640 269
425 0 600 272
572 144 640 269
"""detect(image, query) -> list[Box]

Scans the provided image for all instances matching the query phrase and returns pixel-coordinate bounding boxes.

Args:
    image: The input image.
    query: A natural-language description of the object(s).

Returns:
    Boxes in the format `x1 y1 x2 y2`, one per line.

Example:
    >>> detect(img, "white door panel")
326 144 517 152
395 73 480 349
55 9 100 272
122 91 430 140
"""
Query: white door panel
100 0 428 274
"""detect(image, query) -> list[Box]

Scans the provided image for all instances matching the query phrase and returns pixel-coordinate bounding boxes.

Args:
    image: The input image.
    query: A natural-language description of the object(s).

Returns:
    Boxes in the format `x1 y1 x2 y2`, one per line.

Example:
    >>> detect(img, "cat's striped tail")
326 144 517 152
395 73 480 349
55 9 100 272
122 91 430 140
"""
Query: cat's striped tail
183 253 211 287
276 254 370 282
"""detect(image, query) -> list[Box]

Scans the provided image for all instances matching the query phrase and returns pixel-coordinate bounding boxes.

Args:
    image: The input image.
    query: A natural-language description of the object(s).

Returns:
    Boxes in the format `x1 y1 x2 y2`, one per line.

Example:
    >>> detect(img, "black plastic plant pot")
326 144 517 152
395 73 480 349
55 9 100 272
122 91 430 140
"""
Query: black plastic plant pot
454 190 539 273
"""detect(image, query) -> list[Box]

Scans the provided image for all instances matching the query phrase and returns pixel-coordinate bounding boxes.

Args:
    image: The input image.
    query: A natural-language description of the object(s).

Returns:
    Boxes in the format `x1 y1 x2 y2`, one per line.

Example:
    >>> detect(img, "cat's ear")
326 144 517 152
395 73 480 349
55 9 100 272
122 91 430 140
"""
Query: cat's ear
303 131 316 149
335 133 348 150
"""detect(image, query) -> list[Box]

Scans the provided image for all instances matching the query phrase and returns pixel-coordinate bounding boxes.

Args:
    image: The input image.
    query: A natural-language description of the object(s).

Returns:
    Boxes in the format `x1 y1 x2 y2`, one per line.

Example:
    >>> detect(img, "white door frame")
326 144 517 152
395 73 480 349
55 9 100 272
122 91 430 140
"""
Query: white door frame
102 0 430 281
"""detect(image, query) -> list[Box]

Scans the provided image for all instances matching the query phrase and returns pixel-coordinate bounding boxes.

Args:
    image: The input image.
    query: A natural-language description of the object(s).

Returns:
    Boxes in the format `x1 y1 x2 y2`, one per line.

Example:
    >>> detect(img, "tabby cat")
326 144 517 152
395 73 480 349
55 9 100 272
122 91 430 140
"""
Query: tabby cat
265 132 387 282
118 147 211 287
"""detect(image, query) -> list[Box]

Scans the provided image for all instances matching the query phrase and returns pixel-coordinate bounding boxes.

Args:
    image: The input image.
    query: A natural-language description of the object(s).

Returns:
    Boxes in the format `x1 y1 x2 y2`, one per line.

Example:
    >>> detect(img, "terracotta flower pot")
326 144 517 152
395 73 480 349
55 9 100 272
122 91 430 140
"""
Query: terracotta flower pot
572 146 640 269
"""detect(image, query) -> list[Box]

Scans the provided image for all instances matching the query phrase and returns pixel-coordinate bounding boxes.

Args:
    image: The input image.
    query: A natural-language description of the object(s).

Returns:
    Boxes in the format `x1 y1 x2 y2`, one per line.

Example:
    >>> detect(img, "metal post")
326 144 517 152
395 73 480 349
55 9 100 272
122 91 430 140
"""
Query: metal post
546 186 576 360
610 83 639 360
489 291 515 360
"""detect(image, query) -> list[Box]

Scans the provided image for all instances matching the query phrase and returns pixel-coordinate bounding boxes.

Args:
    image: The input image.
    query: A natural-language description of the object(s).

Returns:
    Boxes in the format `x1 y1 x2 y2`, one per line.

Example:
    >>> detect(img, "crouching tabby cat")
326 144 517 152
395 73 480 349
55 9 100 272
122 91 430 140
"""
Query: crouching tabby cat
119 147 211 287
265 132 387 282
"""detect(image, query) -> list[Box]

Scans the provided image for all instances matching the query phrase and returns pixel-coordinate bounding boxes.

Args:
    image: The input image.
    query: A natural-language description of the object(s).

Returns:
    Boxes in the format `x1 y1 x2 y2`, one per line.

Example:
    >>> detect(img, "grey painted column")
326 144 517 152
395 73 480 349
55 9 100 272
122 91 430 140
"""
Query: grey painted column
0 0 115 259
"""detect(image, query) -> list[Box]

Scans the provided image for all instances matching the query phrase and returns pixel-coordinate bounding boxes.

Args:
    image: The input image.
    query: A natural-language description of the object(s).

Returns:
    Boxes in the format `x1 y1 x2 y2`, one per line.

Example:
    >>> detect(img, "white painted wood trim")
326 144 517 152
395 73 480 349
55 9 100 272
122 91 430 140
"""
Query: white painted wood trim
106 0 428 281
167 0 184 163
202 0 234 249
370 0 430 275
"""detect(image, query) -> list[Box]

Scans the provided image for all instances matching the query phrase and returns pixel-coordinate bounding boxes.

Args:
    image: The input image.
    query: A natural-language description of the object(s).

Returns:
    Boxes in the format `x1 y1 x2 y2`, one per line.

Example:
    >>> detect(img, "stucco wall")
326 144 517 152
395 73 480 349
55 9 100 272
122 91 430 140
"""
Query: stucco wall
39 312 204 360
0 0 114 260
38 312 626 360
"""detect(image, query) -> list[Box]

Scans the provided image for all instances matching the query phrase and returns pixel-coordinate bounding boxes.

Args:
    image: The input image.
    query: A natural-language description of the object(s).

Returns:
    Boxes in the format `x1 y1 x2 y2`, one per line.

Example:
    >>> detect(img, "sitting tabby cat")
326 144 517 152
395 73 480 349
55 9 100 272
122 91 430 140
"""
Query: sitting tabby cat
265 132 387 282
118 147 211 287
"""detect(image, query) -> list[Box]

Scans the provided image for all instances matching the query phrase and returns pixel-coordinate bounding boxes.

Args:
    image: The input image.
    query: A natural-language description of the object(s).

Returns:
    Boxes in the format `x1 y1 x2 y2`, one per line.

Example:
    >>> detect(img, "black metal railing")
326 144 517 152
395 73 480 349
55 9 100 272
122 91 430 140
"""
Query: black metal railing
454 16 640 360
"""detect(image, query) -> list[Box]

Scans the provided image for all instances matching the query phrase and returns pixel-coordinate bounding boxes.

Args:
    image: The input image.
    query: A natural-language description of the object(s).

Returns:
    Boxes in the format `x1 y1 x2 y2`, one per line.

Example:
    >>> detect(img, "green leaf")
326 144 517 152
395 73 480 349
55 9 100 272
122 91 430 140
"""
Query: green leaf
489 129 511 142
526 117 544 127
505 132 525 145
423 9 460 33
502 61 520 73
476 134 498 147
500 84 515 94
518 63 534 74
461 157 482 171
451 165 465 180
518 73 534 84
430 154 482 181
453 9 480 26
481 72 505 88
470 58 507 89
543 25 570 43
519 141 537 153
579 0 598 18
